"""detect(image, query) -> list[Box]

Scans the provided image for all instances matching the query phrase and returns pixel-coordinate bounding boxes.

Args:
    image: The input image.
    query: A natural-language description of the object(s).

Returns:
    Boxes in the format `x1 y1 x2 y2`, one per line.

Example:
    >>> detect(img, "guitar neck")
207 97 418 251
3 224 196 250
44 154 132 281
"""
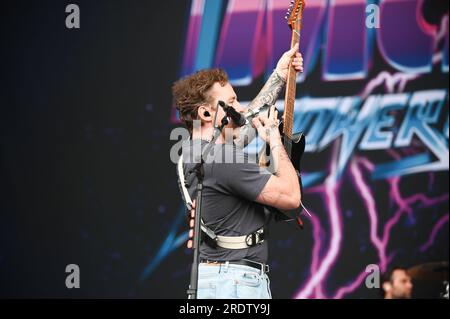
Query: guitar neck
283 30 300 142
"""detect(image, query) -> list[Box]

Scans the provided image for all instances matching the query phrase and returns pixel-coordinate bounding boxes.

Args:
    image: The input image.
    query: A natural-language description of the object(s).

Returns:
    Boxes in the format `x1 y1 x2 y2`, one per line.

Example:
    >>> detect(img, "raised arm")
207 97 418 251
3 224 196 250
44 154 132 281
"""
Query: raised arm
248 43 303 110
246 70 286 111
234 44 303 148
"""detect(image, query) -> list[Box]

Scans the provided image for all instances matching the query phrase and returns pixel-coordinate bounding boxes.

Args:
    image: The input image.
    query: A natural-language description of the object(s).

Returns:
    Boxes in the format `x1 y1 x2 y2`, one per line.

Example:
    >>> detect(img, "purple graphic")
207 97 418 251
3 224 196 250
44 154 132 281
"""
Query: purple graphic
419 214 449 252
324 0 369 80
378 0 437 73
215 0 267 84
176 0 448 88
181 0 204 77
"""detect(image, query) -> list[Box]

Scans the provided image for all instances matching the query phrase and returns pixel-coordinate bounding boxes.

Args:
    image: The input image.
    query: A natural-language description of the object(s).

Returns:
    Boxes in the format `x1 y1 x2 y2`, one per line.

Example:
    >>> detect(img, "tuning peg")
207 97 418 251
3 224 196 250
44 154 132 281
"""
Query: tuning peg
291 0 295 3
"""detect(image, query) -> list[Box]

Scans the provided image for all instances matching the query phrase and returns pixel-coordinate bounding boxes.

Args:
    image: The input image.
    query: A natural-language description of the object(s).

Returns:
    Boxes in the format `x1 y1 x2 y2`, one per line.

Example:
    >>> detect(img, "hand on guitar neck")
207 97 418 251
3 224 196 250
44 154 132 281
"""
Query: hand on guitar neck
274 43 304 80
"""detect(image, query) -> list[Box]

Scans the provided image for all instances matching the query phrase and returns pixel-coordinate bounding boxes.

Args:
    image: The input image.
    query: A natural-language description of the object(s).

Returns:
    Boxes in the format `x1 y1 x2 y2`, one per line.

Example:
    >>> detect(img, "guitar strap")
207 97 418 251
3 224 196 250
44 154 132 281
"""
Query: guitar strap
176 153 267 249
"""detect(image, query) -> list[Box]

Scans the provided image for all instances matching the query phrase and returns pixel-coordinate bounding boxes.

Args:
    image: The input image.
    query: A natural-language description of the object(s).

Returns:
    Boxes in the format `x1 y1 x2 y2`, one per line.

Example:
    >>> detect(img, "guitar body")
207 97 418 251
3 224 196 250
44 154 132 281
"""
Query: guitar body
272 131 306 227
281 130 305 172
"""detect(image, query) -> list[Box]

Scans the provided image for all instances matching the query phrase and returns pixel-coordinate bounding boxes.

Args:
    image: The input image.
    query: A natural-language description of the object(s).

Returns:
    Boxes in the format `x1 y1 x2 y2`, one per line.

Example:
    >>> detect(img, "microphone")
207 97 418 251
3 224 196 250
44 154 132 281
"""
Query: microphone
218 101 246 127
218 101 273 127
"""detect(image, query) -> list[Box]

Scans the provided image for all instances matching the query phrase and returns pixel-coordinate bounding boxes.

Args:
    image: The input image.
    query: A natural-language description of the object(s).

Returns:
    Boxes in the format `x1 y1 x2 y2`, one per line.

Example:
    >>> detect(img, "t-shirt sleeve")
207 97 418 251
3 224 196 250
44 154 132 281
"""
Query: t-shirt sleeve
216 150 272 201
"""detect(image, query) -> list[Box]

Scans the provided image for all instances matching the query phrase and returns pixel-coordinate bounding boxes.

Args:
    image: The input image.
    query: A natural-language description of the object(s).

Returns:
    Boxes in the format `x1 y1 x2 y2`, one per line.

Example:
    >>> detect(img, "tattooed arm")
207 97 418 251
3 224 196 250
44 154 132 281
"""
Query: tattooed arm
247 69 286 111
248 43 303 110
234 45 303 148
234 70 285 148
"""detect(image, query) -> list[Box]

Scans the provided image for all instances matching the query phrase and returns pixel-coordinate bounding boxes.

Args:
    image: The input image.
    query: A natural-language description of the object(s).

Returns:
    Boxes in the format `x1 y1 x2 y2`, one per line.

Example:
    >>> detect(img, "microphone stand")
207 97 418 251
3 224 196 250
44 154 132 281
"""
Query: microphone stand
186 114 229 299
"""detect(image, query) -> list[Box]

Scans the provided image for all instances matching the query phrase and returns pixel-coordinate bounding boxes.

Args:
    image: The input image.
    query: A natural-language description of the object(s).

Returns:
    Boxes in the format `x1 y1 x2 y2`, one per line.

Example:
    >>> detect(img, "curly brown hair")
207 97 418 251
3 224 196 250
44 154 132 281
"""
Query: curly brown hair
172 68 228 133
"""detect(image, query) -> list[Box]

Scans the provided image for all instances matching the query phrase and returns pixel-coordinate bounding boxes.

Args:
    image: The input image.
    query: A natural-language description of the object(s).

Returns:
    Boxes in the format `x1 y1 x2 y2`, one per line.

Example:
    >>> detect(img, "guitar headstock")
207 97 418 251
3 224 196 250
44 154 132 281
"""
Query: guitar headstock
284 0 305 32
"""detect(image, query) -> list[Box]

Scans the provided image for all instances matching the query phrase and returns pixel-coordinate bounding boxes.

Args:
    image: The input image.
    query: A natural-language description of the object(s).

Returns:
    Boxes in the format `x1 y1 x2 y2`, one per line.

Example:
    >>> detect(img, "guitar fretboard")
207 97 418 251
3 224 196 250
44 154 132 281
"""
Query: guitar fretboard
283 21 301 143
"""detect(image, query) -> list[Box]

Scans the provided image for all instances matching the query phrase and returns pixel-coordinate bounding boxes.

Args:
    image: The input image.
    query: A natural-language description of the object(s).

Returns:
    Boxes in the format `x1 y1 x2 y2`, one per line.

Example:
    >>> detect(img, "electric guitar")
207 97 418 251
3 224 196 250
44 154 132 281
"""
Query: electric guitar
264 0 306 227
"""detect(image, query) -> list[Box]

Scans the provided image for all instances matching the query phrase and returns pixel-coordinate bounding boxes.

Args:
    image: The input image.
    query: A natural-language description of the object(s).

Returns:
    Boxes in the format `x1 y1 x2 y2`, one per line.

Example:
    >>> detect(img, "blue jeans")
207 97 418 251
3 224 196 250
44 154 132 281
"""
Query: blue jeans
197 262 272 299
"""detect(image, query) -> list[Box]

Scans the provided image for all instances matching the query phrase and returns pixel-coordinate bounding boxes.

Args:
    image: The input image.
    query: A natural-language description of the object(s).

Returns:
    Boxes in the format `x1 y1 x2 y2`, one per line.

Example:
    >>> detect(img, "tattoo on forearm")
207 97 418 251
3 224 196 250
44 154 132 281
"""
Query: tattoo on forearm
247 70 285 110
235 71 285 149
270 144 292 176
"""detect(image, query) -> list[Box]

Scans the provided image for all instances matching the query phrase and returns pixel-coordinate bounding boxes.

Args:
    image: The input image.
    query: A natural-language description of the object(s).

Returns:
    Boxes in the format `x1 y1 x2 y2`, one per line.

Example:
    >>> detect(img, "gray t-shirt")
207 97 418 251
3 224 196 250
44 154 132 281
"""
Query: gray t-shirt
182 139 272 263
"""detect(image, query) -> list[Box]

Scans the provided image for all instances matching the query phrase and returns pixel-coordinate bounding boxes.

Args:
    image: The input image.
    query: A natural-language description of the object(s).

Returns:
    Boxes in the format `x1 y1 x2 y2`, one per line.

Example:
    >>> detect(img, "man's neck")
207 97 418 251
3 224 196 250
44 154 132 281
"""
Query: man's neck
192 126 225 144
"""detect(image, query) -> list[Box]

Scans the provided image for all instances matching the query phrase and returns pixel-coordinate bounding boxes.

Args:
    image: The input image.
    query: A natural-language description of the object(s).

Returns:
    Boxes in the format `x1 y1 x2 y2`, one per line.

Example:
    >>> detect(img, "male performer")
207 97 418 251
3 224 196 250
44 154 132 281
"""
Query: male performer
172 44 303 299
382 267 413 299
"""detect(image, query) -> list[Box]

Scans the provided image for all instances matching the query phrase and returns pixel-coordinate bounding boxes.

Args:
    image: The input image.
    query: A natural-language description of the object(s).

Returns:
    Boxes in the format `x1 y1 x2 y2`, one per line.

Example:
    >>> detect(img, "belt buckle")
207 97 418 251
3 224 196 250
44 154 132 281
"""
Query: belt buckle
243 259 269 274
257 263 269 274
245 230 263 247
257 262 269 274
245 233 256 246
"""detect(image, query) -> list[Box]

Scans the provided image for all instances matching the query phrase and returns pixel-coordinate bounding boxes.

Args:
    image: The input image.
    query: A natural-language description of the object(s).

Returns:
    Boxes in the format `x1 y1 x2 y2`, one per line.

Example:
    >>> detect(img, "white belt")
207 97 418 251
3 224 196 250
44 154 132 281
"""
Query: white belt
213 228 265 249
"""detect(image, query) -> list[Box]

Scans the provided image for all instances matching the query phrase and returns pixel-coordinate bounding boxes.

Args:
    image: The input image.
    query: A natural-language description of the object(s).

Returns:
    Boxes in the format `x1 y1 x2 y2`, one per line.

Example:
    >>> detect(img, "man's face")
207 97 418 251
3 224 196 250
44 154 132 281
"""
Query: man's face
388 269 413 299
207 82 245 141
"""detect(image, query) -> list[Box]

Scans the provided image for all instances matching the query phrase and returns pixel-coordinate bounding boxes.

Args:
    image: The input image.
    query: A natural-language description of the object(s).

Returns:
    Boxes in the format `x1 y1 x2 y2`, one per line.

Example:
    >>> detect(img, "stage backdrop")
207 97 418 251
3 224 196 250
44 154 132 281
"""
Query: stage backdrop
1 0 448 298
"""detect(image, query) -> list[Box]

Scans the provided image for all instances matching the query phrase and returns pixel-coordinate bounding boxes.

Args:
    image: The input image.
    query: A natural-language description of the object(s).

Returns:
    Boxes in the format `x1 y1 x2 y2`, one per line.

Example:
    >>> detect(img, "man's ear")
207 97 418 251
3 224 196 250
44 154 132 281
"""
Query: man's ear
198 106 212 122
382 282 391 293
